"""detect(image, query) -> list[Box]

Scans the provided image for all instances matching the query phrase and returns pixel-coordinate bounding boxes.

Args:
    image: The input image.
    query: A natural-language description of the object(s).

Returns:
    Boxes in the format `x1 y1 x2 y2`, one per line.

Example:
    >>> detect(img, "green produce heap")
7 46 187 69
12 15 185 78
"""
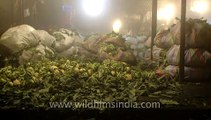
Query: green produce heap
100 43 118 56
0 56 181 110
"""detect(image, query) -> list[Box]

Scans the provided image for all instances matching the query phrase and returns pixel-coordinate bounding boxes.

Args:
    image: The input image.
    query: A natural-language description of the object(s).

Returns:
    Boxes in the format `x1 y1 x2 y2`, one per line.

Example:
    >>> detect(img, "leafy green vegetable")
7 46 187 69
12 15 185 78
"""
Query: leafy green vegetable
100 43 118 56
0 56 181 110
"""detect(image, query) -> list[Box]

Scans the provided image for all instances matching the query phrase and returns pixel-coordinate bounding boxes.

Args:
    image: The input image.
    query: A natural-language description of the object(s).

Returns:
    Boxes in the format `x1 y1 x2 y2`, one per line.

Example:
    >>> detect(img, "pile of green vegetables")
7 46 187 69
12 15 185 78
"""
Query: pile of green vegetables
100 43 118 56
0 56 181 110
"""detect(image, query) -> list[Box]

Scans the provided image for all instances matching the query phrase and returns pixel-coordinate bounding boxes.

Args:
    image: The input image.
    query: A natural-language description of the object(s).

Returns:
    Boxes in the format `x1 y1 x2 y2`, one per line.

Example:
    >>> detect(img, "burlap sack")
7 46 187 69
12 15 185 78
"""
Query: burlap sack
154 30 174 49
0 24 40 54
170 18 211 51
19 44 54 64
36 30 56 48
98 48 136 64
53 29 83 53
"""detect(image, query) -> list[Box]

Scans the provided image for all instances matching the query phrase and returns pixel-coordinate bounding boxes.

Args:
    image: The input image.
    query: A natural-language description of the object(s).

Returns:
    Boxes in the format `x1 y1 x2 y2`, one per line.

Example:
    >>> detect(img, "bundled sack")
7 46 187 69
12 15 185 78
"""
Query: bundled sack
131 45 147 60
154 30 174 49
144 46 166 60
83 34 104 53
19 43 54 64
0 24 40 55
166 45 180 65
98 46 136 65
103 35 127 49
124 35 147 46
57 46 96 58
83 33 136 64
167 45 211 67
186 19 211 50
124 35 147 59
144 37 151 48
136 36 147 43
83 33 127 53
57 46 79 58
170 18 195 45
53 28 83 53
36 30 56 48
170 18 211 50
97 34 136 64
165 65 211 81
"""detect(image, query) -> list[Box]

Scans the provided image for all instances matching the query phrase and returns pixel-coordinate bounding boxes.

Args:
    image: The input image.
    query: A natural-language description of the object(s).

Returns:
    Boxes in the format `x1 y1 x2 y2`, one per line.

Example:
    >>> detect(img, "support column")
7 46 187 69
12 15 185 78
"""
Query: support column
151 0 157 60
180 0 186 82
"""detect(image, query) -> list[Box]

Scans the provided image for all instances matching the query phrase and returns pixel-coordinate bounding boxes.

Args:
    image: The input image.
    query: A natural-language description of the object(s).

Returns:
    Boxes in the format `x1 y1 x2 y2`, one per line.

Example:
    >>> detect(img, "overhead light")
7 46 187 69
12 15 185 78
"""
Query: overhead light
191 0 208 13
82 0 105 17
158 4 175 22
113 19 122 33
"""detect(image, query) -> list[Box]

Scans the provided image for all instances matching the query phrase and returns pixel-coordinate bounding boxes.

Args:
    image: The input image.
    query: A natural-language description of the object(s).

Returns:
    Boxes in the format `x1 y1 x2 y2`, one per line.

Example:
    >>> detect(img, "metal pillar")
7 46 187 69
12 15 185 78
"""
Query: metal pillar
151 0 157 60
179 0 186 82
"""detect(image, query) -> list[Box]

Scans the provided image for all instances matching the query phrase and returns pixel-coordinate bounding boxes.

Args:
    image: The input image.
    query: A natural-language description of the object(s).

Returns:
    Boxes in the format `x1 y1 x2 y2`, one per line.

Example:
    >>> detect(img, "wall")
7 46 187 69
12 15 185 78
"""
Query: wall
0 0 13 35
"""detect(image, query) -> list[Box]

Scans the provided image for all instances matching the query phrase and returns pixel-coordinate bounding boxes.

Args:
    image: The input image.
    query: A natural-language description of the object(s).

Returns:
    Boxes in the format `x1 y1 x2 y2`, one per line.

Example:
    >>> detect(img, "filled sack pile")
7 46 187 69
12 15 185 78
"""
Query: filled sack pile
153 18 211 81
0 25 137 65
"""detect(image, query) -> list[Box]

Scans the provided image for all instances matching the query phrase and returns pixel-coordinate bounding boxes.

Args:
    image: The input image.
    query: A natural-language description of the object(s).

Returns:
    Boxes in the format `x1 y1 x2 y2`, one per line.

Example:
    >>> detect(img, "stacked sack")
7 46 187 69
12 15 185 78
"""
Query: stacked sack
123 35 147 60
83 33 137 64
155 18 211 81
52 28 86 58
0 25 55 64
123 34 167 62
0 25 87 65
0 25 137 65
143 36 167 61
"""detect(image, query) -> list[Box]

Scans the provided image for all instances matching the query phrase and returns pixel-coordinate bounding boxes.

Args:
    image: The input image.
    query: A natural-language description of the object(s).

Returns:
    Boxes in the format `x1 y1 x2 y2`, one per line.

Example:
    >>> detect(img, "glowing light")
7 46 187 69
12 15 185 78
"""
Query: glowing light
113 19 122 33
82 0 105 16
191 0 208 13
158 4 175 21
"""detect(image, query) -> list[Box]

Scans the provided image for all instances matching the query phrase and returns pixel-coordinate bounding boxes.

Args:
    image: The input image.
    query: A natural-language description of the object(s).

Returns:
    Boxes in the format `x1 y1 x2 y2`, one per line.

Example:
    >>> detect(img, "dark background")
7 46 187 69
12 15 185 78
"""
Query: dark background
0 0 153 35
0 0 211 36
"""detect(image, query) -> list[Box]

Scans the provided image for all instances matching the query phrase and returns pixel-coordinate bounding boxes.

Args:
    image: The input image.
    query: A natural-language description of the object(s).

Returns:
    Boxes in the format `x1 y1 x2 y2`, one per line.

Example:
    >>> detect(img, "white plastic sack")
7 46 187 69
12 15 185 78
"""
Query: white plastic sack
0 24 40 54
19 44 54 64
53 32 75 52
125 37 138 45
166 45 180 66
167 45 211 67
170 19 211 50
53 29 83 52
57 46 79 58
125 35 147 48
144 46 163 60
154 30 174 49
137 36 147 43
57 46 96 58
37 30 56 48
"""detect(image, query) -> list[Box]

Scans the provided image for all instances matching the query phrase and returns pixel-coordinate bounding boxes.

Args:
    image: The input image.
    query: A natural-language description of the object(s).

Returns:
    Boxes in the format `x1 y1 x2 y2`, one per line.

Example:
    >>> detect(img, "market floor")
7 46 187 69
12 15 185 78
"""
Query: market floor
181 81 211 108
1 81 211 120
